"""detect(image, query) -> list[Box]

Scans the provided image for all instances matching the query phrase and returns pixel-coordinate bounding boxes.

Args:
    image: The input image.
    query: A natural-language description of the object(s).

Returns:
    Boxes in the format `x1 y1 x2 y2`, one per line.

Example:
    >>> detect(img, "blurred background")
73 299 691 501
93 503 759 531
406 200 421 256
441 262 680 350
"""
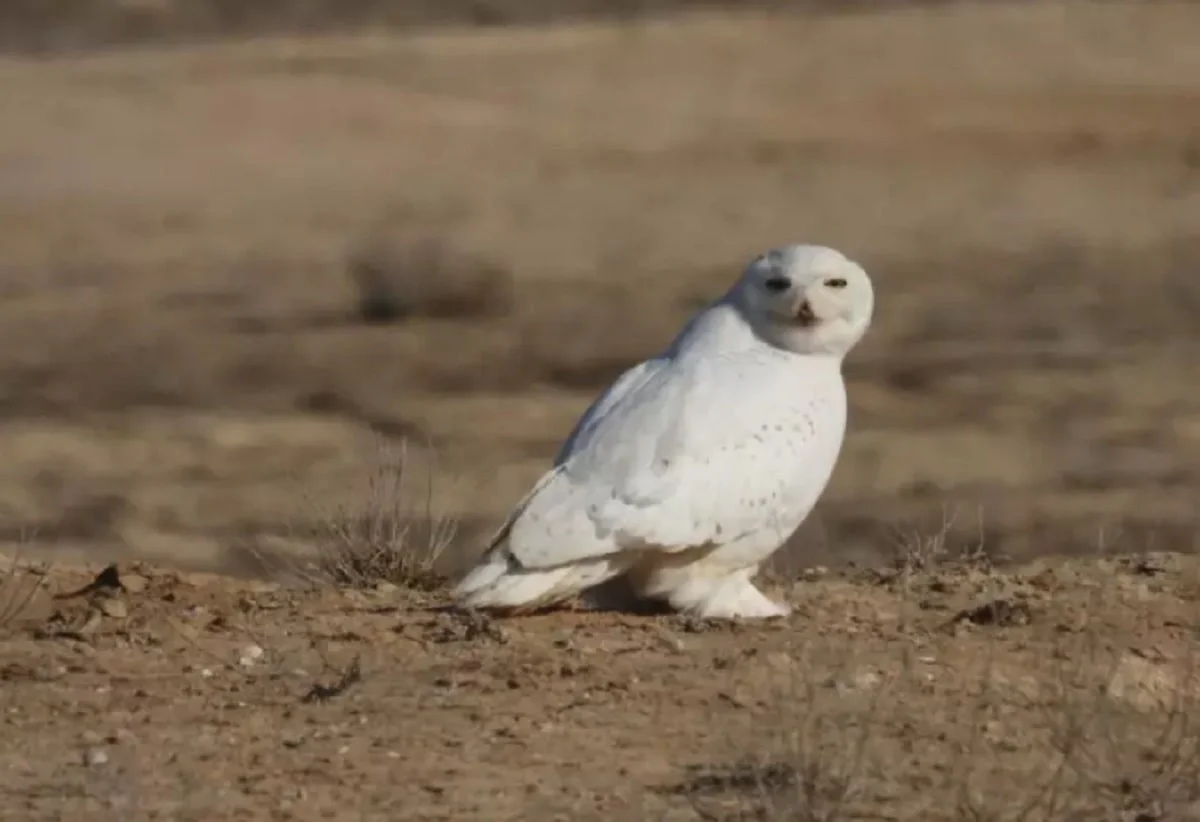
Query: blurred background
0 0 1197 578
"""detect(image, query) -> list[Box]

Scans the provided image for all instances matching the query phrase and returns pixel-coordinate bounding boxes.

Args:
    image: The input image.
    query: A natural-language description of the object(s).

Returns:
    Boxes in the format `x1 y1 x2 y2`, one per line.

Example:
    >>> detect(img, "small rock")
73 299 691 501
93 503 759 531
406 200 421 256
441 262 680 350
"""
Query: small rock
852 669 882 689
238 644 265 667
98 598 128 620
80 730 104 746
655 633 686 654
84 748 109 767
182 605 211 623
829 668 882 694
120 574 149 594
374 582 398 595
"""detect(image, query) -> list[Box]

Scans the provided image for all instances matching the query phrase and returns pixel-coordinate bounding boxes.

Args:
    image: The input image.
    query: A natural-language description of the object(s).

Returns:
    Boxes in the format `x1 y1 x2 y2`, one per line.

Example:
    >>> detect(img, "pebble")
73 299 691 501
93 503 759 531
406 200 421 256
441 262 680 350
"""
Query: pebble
655 633 686 654
120 574 149 594
99 598 128 619
238 644 265 667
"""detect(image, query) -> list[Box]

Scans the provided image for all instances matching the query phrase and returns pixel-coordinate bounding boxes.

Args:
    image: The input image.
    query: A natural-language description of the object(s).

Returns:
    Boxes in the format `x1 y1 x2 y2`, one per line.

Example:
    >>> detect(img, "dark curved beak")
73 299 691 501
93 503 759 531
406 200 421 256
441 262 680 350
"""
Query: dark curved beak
794 299 817 327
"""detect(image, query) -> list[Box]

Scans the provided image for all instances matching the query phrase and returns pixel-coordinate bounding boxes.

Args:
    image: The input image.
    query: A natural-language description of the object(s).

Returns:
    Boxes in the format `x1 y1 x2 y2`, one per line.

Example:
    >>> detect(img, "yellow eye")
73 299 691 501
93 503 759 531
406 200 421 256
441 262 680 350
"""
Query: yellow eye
824 278 847 289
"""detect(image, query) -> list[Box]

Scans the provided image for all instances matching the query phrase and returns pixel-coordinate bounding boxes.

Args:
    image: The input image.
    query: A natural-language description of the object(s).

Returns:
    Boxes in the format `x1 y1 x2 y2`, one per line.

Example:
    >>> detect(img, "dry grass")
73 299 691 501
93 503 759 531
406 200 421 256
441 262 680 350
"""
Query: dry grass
0 7 1199 817
677 552 1200 822
307 441 457 590
0 1 1196 591
240 439 459 591
682 670 1200 821
0 549 52 634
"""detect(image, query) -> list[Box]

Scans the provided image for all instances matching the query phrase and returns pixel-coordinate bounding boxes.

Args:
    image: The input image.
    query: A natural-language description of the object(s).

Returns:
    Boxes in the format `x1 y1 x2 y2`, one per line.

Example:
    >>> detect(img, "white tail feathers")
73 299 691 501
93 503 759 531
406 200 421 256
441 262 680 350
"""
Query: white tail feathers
452 548 633 613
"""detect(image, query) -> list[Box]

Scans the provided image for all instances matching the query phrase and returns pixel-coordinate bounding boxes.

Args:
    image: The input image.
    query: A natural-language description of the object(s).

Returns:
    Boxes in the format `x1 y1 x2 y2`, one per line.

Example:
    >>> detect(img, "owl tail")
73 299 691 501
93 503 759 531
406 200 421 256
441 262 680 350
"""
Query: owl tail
452 546 631 614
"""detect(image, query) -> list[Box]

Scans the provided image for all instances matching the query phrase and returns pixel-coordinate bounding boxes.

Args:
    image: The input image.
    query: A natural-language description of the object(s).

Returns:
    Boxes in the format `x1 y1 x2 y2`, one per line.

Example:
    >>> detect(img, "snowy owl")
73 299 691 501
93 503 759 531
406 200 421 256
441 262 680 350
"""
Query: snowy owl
453 244 874 619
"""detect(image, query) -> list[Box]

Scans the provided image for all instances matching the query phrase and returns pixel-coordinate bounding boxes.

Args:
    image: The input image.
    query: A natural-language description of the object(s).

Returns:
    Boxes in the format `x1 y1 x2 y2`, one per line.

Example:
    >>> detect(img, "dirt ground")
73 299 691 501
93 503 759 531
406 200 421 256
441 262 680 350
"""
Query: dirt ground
3 550 1199 821
1 2 1200 819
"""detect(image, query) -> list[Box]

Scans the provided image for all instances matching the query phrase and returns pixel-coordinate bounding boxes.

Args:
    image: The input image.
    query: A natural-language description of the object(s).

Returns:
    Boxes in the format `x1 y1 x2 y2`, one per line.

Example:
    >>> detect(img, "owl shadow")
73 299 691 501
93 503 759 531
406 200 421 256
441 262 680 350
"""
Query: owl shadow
578 575 676 616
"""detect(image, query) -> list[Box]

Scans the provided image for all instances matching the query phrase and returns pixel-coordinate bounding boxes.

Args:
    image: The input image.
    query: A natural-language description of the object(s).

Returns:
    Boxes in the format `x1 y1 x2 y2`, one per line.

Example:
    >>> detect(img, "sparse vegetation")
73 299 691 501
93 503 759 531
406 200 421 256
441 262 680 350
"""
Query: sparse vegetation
0 2 1198 819
4 535 1200 818
675 551 1200 822
306 440 457 591
0 549 51 634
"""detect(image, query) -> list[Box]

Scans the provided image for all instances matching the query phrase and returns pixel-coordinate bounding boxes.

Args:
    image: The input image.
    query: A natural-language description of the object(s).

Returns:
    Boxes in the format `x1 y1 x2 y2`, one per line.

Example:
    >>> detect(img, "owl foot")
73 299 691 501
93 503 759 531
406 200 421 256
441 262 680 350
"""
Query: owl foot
658 570 792 620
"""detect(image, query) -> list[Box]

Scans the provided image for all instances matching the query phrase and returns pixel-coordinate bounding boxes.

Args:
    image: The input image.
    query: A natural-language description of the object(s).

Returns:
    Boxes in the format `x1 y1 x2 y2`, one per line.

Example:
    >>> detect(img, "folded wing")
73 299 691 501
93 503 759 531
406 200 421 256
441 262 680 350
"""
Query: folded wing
505 351 838 570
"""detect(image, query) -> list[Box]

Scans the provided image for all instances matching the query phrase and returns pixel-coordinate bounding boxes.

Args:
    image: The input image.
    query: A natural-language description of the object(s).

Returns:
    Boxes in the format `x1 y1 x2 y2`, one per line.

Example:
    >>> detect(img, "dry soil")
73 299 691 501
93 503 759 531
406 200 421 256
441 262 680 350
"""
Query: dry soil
1 2 1199 819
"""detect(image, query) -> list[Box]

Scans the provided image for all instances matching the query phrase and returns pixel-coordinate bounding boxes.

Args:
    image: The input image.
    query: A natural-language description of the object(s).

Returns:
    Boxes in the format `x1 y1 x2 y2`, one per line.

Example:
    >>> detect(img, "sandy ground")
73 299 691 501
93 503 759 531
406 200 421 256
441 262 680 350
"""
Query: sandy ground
2 551 1199 821
1 2 1200 819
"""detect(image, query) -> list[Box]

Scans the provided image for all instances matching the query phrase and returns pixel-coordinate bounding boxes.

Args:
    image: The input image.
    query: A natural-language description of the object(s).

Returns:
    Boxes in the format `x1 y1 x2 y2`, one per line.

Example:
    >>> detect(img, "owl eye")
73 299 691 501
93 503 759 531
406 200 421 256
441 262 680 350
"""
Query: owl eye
763 276 791 293
824 278 847 289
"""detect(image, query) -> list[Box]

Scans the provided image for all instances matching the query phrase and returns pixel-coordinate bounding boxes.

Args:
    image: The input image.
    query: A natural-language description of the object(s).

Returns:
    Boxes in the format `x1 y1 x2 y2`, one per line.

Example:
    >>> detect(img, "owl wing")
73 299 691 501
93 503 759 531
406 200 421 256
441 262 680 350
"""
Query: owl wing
504 350 843 569
476 356 662 558
552 358 662 465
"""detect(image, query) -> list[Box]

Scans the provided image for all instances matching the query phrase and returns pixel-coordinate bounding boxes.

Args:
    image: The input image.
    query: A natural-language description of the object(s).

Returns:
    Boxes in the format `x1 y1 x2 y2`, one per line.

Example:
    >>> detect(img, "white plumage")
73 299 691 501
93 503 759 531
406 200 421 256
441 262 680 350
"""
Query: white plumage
453 244 875 619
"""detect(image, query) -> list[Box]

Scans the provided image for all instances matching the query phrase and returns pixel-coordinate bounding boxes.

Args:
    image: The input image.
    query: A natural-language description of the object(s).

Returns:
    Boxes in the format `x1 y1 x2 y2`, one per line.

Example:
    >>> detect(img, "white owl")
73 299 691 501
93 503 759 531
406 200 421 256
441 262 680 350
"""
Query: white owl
453 244 874 619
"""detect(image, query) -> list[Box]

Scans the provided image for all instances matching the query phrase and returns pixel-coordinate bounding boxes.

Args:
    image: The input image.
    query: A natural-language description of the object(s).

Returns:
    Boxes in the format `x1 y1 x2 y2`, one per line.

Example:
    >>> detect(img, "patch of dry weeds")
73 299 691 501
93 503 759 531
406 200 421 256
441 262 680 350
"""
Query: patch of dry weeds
677 547 1200 822
0 549 53 634
300 440 457 592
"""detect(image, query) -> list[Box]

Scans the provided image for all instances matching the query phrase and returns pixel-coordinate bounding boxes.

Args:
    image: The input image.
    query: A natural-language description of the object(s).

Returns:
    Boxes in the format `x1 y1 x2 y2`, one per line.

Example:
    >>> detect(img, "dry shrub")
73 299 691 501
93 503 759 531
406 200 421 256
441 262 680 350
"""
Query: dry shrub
308 440 457 591
0 548 52 633
759 505 988 589
347 235 514 324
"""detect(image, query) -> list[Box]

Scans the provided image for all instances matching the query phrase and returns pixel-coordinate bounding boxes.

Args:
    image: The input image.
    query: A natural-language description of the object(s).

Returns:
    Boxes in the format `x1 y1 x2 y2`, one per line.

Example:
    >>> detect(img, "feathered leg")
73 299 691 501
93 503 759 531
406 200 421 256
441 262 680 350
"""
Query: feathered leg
631 561 791 620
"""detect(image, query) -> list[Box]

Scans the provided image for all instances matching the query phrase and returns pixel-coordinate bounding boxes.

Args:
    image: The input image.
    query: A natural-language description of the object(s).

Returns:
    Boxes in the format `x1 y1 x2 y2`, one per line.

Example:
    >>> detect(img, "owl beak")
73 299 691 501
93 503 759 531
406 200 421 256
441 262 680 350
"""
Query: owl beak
794 299 818 327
